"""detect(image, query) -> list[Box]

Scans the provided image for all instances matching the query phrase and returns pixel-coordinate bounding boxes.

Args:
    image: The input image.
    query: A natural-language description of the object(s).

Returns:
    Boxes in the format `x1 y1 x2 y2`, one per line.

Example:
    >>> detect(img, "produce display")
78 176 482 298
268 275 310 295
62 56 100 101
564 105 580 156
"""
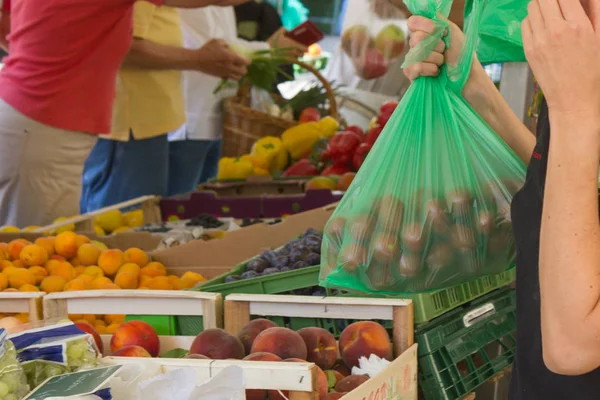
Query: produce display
9 322 100 389
319 0 527 294
0 330 29 400
0 232 206 293
222 228 322 283
341 2 406 80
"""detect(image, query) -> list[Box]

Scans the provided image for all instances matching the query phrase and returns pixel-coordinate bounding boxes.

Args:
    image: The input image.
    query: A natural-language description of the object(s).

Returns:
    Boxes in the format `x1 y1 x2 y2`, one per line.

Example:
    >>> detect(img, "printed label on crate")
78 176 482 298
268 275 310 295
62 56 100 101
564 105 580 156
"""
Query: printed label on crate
463 303 495 328
24 365 122 399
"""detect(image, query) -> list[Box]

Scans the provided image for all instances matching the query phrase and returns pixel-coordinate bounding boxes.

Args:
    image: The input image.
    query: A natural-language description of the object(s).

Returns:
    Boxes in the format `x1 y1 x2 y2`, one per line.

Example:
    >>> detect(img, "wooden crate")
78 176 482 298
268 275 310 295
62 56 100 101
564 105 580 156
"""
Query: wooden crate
224 294 418 400
42 290 222 354
0 292 45 321
35 195 162 234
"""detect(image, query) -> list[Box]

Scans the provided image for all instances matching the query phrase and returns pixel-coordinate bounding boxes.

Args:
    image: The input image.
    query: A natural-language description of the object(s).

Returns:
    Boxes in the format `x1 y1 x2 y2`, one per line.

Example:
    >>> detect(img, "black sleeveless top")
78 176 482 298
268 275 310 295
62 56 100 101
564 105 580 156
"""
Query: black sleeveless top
509 101 600 398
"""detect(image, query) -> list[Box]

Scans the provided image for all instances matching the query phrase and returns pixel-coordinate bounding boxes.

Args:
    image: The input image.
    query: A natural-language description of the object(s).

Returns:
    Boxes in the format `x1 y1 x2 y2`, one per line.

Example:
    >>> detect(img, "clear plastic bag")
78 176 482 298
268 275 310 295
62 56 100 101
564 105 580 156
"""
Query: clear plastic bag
319 0 526 294
0 329 29 400
10 322 100 389
464 0 528 64
339 0 408 80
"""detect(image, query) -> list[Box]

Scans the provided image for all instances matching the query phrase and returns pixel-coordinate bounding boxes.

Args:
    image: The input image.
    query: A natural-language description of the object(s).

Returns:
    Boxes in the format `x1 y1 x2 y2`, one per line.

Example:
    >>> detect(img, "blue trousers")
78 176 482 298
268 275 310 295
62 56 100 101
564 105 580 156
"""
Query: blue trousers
168 140 221 196
80 135 169 213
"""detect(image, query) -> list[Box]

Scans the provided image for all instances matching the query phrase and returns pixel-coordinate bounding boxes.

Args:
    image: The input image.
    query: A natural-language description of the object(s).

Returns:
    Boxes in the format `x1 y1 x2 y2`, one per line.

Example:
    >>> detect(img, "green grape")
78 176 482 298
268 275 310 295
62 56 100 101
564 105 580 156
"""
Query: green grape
0 381 9 397
3 371 22 391
5 394 18 400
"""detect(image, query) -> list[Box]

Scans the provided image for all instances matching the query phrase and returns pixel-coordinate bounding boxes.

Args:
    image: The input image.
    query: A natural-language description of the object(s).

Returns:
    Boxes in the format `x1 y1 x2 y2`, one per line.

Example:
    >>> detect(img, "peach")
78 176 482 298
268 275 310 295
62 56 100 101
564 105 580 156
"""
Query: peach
54 232 78 258
281 358 328 399
34 237 55 257
98 249 124 276
40 276 66 293
184 353 210 359
338 321 392 368
325 370 345 387
19 244 49 267
111 320 160 357
336 172 356 191
75 321 104 354
243 352 282 400
335 375 369 393
8 239 30 261
325 393 348 400
251 327 307 360
237 318 279 354
113 345 152 358
123 248 149 267
77 244 102 266
297 327 337 370
190 328 245 360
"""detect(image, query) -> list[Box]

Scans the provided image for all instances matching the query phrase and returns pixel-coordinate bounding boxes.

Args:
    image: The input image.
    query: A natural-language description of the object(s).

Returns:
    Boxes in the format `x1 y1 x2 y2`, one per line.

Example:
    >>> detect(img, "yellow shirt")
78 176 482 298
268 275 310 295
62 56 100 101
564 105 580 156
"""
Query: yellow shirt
109 2 185 141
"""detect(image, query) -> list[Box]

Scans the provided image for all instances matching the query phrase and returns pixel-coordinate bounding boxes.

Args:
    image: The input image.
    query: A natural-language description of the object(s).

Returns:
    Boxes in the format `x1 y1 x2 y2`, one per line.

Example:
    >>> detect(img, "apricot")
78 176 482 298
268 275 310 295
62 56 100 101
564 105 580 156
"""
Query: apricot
92 277 112 289
140 262 166 278
237 318 278 355
190 328 245 359
8 269 36 289
70 314 84 321
338 321 392 368
76 235 90 248
34 237 56 257
98 249 124 276
118 263 141 276
0 261 12 273
335 375 369 393
167 275 182 290
3 267 18 277
52 262 75 282
78 274 94 286
105 314 125 325
147 276 172 290
178 277 198 289
64 278 88 291
74 266 86 276
0 243 10 260
28 266 48 284
55 232 79 258
138 275 152 288
44 259 62 272
0 274 7 291
3 288 18 292
251 327 307 360
298 327 338 370
19 284 39 292
105 323 121 334
8 239 30 261
81 314 96 324
98 282 121 290
40 276 67 293
11 260 24 268
111 320 160 357
83 266 104 279
114 272 138 289
50 255 66 262
123 248 149 267
15 313 29 323
181 271 205 283
95 325 108 334
70 257 82 267
77 244 102 266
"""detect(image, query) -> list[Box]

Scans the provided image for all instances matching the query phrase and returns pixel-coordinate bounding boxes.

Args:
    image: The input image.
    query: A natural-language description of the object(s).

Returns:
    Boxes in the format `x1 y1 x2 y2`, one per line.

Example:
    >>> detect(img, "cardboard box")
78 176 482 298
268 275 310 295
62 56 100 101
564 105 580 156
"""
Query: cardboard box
200 176 308 197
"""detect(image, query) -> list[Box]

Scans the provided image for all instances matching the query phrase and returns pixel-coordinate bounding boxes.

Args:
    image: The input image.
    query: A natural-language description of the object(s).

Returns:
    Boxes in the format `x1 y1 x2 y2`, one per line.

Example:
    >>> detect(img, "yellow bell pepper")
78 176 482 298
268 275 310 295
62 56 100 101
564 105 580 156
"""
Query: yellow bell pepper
281 122 321 160
239 154 271 176
317 116 339 139
217 157 254 180
251 137 289 172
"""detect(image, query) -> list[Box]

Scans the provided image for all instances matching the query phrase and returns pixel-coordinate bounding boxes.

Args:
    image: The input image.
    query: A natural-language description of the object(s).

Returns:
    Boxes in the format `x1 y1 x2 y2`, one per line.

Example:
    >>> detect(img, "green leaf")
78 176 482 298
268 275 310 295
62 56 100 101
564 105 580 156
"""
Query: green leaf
160 348 189 358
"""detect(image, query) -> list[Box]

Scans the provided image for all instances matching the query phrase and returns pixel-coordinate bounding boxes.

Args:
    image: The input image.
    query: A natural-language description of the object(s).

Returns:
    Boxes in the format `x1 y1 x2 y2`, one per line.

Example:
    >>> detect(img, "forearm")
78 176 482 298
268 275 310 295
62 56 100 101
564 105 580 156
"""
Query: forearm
122 38 199 70
463 64 536 164
539 117 600 375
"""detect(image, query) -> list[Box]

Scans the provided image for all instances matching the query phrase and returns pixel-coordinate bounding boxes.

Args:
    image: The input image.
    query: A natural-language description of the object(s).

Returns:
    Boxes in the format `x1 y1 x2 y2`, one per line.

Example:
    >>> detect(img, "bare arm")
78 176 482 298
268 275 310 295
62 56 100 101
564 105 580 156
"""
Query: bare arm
538 116 600 375
463 64 536 164
122 38 201 70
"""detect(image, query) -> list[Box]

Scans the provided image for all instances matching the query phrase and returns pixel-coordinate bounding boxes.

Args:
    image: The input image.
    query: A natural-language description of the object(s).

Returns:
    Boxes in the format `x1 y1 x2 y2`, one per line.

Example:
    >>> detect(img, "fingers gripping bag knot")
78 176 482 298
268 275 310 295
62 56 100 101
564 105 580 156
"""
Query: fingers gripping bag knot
319 0 526 294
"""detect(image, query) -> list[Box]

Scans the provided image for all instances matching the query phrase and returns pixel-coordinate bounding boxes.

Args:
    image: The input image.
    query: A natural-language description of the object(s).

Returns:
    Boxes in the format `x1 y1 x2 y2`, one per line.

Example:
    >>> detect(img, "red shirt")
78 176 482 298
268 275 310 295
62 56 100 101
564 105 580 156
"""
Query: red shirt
0 0 163 134
2 0 9 12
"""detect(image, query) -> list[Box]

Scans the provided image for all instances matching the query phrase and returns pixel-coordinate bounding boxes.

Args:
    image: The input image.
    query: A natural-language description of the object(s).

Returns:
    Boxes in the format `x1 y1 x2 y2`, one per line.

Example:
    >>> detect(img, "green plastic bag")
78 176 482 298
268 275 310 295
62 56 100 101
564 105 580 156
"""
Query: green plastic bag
465 0 528 64
319 0 526 294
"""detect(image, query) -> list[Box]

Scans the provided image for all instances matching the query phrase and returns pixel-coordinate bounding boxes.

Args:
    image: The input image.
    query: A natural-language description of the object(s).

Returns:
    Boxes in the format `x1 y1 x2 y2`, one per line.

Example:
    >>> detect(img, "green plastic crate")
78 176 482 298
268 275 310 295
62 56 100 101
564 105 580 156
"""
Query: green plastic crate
416 288 516 400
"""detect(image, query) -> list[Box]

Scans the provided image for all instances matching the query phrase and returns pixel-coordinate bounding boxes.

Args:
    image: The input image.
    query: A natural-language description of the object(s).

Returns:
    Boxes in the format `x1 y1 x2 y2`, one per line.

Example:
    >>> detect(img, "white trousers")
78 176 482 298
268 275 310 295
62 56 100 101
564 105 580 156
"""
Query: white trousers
0 99 97 227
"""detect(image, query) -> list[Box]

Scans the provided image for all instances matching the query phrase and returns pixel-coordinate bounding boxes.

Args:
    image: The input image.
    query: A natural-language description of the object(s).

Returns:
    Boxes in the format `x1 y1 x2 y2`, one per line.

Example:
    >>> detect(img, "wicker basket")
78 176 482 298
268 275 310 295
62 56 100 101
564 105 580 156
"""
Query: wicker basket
222 59 338 157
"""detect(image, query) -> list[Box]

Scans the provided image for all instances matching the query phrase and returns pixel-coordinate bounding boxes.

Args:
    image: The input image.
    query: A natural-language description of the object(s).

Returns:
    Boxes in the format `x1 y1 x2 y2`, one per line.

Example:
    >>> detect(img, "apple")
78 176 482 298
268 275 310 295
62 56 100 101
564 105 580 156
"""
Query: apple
75 322 103 354
345 125 365 137
354 49 389 80
299 107 321 123
365 125 383 146
375 24 406 59
341 25 373 58
380 100 399 116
